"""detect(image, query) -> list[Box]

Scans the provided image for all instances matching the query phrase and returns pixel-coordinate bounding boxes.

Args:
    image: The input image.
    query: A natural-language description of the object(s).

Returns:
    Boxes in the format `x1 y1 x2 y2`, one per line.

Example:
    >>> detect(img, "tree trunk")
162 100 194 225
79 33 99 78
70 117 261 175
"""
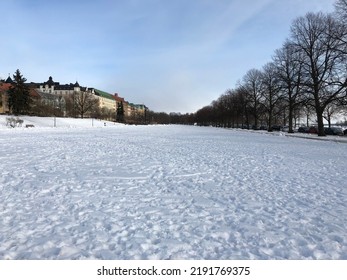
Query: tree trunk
288 108 294 133
267 110 273 132
316 109 326 136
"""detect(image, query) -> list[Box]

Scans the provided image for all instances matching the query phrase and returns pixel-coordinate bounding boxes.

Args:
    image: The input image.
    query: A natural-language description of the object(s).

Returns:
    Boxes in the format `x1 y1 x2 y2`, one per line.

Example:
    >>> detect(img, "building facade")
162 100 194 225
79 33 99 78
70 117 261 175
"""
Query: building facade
1 75 148 122
0 82 11 114
94 89 116 112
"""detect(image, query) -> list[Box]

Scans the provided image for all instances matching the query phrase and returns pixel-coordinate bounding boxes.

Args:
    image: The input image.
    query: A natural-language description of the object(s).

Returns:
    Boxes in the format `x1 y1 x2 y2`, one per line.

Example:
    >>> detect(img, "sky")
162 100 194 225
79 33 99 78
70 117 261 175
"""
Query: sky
1 0 336 113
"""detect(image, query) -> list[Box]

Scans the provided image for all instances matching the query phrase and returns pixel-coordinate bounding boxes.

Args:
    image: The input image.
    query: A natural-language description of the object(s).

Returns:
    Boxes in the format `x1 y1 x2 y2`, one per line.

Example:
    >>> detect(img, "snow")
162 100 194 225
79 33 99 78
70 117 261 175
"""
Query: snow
0 115 120 129
0 116 346 259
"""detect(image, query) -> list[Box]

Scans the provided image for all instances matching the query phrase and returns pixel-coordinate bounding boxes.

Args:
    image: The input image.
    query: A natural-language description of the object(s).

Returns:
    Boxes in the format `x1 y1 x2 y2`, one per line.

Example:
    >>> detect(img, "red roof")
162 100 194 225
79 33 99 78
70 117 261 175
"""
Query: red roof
0 83 40 99
29 88 41 98
113 93 125 102
0 83 11 92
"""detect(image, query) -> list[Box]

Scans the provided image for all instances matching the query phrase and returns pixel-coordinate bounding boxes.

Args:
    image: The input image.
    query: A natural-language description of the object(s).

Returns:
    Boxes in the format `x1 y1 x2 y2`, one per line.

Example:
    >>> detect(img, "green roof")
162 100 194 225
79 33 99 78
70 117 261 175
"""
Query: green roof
128 103 145 109
94 89 115 101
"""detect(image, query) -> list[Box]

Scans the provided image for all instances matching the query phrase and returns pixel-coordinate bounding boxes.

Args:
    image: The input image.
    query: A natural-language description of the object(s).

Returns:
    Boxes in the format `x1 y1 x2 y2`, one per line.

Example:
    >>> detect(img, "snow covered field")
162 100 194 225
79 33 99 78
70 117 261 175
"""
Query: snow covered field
0 118 346 259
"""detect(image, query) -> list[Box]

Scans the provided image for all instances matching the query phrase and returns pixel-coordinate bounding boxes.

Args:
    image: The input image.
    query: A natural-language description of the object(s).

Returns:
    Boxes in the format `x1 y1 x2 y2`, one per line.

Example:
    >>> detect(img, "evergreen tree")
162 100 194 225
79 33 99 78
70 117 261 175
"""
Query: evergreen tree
116 101 125 122
8 69 31 115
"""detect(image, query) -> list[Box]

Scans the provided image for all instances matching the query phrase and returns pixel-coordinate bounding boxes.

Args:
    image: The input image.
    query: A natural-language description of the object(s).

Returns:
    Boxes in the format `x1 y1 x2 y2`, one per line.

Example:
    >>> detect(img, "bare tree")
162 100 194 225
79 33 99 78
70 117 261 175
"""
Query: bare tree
323 100 345 127
233 87 251 128
100 107 115 121
74 91 99 118
335 0 347 19
273 41 305 133
223 89 248 128
214 91 235 127
331 1 347 58
260 62 283 131
290 12 347 136
239 69 264 128
196 105 215 126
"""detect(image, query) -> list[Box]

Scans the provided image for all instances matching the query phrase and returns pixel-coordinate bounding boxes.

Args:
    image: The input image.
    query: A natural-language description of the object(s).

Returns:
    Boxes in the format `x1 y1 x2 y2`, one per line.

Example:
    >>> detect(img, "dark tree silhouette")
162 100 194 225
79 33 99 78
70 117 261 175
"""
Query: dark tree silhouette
8 69 31 115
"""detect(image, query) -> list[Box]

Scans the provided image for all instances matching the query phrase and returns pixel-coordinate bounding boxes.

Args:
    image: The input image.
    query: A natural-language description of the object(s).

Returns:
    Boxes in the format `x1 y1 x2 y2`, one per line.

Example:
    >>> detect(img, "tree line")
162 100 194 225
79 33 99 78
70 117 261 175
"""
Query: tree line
3 1 346 130
195 0 347 136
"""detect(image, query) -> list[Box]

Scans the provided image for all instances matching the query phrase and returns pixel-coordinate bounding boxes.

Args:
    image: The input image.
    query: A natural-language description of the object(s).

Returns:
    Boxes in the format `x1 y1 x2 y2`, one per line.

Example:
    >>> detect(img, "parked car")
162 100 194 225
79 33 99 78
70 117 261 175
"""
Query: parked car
325 127 344 136
271 125 282 131
333 127 344 136
308 126 318 134
298 126 309 133
251 125 259 130
344 129 347 135
281 126 289 132
325 127 333 135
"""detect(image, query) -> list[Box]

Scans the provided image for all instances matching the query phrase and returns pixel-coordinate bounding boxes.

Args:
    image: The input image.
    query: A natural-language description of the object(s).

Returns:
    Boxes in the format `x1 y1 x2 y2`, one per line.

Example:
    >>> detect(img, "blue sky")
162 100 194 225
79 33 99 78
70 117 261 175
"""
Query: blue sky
1 0 336 113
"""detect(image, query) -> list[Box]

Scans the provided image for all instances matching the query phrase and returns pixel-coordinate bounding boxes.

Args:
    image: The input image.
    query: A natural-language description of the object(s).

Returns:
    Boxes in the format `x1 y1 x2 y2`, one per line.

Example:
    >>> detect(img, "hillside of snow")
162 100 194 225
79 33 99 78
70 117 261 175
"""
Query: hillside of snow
0 121 346 259
0 115 122 129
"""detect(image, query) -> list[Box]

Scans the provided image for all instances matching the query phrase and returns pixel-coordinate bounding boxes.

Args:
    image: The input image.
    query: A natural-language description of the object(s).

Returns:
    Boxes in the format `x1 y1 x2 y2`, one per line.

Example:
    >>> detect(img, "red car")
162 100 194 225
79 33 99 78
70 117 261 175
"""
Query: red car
308 126 318 134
